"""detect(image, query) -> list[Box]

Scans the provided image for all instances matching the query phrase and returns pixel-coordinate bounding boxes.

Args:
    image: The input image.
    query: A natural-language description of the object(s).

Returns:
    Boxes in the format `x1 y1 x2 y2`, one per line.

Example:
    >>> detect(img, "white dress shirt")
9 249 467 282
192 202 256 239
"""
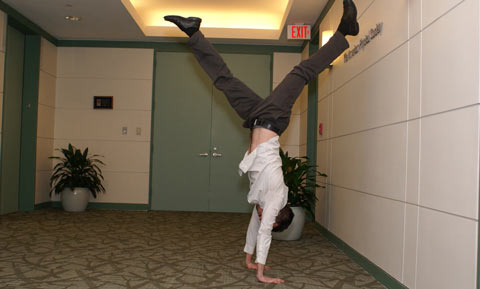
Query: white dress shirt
238 136 288 265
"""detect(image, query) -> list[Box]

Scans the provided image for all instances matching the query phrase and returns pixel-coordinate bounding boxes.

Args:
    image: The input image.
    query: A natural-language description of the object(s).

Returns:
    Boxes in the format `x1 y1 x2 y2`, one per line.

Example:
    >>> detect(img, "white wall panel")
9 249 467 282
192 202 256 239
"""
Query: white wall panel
36 138 54 172
317 96 331 140
55 110 151 141
53 139 150 173
331 0 409 90
57 47 153 79
95 172 150 204
329 186 405 280
37 105 55 139
421 0 479 116
402 204 419 289
422 0 464 29
56 78 152 110
406 119 420 204
280 114 300 146
332 44 408 137
408 34 422 119
416 207 477 289
419 106 479 219
40 38 57 77
409 0 422 37
38 71 56 107
331 123 407 201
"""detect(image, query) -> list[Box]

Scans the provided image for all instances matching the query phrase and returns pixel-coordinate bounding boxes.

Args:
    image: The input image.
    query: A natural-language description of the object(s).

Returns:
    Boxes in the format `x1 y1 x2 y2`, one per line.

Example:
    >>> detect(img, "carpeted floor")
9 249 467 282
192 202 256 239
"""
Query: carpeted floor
0 209 386 289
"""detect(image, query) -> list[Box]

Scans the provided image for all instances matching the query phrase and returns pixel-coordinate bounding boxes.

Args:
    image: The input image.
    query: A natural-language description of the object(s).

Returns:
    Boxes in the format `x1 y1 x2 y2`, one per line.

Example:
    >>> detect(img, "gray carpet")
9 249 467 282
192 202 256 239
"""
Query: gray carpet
0 209 386 288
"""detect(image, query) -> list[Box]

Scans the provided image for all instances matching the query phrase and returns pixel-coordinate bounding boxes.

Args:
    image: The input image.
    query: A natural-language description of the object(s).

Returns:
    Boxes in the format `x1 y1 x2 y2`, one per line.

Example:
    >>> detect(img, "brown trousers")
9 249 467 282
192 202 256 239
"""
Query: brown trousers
187 31 349 135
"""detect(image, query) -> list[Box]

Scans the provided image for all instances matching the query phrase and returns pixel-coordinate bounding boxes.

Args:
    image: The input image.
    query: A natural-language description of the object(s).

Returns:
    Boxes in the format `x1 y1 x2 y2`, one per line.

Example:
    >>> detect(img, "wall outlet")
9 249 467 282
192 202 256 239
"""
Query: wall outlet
136 127 141 136
122 127 127 135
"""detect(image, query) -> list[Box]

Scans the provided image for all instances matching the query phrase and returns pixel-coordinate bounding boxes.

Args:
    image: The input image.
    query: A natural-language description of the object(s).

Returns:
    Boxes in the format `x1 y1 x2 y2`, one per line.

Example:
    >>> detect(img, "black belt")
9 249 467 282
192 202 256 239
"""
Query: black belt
251 119 280 135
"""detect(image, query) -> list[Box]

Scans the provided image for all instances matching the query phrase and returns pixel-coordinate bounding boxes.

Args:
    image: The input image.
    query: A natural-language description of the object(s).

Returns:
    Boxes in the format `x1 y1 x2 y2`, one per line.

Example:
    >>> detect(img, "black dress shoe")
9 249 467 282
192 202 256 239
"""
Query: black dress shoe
164 15 202 37
337 0 359 36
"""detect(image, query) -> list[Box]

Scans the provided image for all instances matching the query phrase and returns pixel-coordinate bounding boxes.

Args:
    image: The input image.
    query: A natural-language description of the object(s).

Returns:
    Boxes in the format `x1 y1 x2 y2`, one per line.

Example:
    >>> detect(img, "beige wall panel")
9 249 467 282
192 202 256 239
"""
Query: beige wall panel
331 0 408 91
53 139 150 173
422 0 464 29
37 104 56 139
332 44 408 137
56 78 152 110
273 52 301 83
38 71 56 107
300 46 309 113
36 137 54 171
317 96 331 140
416 208 477 289
408 34 422 119
0 52 4 93
299 144 306 157
40 38 57 76
422 0 479 116
331 123 407 201
35 171 52 204
55 110 151 141
300 111 308 145
329 186 404 280
315 185 329 227
403 204 419 289
0 11 6 52
94 172 149 204
279 114 300 146
0 92 2 130
57 47 154 79
316 140 330 183
281 145 299 158
318 69 333 101
409 0 422 37
406 119 420 204
419 106 479 219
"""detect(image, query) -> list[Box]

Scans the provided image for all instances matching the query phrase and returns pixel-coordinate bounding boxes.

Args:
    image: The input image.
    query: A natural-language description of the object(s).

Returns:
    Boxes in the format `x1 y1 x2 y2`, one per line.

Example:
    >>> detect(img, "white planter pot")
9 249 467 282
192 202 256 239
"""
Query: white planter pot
272 206 305 241
61 187 90 212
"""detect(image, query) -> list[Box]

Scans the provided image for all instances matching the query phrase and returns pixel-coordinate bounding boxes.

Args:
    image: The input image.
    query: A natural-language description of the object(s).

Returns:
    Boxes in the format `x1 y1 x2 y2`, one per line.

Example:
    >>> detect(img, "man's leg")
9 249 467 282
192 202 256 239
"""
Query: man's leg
246 0 359 135
187 31 263 120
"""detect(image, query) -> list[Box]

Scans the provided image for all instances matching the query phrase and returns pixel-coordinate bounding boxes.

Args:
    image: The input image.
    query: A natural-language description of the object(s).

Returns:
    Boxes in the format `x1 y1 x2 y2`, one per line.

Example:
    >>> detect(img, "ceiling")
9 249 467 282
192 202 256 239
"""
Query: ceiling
3 0 328 46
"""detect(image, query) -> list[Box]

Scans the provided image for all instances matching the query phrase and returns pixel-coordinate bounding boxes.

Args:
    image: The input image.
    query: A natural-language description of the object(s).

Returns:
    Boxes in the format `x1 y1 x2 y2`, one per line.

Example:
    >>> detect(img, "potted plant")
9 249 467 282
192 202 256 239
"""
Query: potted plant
49 144 105 212
272 149 327 241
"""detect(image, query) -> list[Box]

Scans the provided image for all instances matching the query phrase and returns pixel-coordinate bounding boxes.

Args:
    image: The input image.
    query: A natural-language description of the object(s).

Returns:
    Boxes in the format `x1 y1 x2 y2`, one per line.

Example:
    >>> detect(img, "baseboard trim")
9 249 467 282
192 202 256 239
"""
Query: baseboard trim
314 222 407 289
35 202 149 211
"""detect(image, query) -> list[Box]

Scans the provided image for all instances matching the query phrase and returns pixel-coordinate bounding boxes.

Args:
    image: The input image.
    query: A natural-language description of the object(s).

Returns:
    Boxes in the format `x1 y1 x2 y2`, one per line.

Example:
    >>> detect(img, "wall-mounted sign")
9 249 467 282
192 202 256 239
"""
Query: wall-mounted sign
93 96 113 109
344 22 383 63
287 25 311 40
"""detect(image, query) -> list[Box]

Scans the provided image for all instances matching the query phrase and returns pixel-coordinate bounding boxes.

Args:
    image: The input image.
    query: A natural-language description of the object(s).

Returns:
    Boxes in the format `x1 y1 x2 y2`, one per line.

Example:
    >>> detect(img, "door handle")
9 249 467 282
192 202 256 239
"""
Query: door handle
212 152 222 157
198 153 209 157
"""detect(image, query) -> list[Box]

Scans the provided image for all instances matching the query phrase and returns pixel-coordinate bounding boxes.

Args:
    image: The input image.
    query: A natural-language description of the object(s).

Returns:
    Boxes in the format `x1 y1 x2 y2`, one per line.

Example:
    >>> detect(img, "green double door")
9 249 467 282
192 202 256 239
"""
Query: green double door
151 51 271 213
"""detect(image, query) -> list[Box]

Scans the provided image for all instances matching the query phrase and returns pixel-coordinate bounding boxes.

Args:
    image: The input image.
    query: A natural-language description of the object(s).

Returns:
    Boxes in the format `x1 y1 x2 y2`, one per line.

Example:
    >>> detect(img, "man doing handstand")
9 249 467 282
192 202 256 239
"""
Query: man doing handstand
164 0 359 283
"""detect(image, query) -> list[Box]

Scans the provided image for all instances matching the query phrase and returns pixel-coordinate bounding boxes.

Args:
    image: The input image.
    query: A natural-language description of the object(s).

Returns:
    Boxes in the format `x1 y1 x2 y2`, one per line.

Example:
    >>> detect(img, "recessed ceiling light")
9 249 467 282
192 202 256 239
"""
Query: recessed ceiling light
65 16 81 21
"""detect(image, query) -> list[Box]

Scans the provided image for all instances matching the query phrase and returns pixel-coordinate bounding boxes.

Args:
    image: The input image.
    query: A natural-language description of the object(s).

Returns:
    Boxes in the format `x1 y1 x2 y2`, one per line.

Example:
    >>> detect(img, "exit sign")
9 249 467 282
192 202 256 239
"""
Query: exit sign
287 25 311 40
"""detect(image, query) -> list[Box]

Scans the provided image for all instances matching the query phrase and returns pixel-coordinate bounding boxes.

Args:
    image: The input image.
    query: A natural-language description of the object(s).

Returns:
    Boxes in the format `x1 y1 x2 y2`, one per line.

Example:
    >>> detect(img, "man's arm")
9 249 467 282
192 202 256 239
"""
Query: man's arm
255 202 284 283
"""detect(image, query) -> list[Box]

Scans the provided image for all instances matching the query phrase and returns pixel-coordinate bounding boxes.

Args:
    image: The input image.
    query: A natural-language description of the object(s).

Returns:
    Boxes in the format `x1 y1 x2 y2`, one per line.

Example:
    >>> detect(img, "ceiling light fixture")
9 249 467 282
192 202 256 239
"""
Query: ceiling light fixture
65 16 81 21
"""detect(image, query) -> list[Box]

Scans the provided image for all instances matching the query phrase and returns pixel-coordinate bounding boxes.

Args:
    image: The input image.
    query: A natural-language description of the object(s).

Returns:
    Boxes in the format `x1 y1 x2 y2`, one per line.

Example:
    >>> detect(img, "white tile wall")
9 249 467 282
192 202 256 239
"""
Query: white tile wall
416 207 477 289
328 186 405 280
331 123 407 201
316 0 479 287
332 43 408 137
421 0 479 116
419 106 479 219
